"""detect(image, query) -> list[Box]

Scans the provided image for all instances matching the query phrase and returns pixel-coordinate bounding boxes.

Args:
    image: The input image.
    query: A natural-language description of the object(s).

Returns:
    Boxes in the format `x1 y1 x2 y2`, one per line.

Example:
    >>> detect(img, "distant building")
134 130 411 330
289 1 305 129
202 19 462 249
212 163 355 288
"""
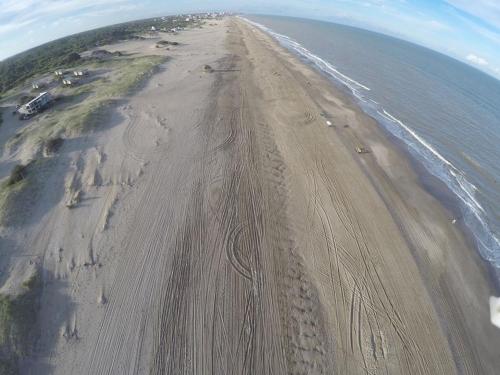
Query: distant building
151 26 156 31
24 92 52 115
62 79 74 86
32 81 46 90
55 70 64 76
73 70 88 77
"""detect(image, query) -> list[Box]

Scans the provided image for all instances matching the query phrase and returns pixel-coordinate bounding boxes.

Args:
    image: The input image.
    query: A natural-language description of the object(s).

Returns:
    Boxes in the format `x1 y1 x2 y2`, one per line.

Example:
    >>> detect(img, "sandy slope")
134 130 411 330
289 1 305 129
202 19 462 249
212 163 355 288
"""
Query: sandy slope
3 17 499 374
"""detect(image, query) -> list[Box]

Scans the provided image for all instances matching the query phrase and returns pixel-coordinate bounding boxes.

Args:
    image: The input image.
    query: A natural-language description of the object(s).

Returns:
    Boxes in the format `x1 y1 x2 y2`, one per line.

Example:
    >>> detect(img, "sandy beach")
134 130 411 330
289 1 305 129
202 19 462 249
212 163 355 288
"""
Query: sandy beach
1 16 499 374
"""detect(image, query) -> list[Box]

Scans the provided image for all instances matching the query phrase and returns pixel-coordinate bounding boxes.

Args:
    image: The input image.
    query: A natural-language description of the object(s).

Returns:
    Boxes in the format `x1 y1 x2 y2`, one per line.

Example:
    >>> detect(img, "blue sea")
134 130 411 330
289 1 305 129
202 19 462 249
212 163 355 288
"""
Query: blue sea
244 15 500 273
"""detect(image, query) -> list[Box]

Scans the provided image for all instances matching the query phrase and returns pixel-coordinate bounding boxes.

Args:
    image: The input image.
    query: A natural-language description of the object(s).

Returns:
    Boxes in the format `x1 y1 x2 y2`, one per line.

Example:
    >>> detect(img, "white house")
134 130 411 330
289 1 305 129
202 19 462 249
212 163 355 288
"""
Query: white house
24 92 52 115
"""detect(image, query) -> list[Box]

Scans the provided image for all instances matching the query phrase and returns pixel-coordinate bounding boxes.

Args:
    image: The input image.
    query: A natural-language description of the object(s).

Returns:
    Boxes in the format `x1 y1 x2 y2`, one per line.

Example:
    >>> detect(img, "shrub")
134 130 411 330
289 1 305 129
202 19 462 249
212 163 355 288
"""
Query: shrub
0 272 41 372
156 40 179 46
63 52 81 64
6 164 29 187
44 137 64 155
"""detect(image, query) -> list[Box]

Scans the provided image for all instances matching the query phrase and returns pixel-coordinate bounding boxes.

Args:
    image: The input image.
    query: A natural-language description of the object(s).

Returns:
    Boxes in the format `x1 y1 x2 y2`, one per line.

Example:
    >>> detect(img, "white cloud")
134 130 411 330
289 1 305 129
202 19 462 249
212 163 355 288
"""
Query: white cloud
450 11 500 46
0 0 143 59
466 54 489 66
0 18 37 35
1 0 38 14
427 20 452 31
445 0 500 28
0 0 132 36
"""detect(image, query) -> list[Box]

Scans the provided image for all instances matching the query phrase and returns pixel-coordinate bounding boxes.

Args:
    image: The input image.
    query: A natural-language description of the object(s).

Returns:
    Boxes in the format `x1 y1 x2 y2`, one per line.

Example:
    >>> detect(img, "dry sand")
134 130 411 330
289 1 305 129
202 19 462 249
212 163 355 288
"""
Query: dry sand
1 17 500 374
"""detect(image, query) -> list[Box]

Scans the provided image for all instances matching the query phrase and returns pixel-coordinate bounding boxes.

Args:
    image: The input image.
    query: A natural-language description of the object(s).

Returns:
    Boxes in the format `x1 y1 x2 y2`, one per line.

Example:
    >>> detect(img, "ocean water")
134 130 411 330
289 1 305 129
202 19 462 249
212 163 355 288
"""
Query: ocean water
244 15 500 271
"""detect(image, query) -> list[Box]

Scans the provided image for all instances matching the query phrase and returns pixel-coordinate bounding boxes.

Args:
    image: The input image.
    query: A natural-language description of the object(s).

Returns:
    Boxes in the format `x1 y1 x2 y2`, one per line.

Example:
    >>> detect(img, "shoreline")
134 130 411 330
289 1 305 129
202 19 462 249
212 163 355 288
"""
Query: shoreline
242 15 500 289
345 44 500 294
237 16 500 372
405 138 500 292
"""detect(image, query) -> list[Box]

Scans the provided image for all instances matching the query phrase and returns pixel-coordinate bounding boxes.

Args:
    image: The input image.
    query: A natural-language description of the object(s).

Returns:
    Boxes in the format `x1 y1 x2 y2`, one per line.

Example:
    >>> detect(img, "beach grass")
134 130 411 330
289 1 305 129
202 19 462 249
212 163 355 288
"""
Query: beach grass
0 271 41 374
7 55 166 151
0 162 32 226
0 52 167 375
0 159 53 226
1 55 165 225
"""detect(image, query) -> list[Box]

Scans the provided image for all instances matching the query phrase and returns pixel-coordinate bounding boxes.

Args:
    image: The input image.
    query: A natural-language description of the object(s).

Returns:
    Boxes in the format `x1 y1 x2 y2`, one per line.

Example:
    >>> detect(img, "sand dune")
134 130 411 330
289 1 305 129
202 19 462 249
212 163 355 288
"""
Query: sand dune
1 17 499 374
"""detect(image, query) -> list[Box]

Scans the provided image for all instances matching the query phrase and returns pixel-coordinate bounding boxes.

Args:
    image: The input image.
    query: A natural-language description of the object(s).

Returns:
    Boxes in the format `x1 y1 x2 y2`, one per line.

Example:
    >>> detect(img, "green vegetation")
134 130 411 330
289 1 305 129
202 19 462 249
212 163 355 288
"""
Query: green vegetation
0 162 33 226
0 15 194 94
0 53 165 225
0 359 17 375
64 52 82 64
1 54 164 225
0 177 28 213
0 158 56 228
44 137 64 155
6 164 30 187
157 40 180 46
0 14 195 374
9 55 166 150
0 271 41 373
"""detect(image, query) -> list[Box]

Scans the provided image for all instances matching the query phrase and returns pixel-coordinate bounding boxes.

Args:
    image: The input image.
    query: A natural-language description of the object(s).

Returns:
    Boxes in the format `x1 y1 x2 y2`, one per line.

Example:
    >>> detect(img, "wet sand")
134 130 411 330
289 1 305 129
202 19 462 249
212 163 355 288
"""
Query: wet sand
3 17 500 374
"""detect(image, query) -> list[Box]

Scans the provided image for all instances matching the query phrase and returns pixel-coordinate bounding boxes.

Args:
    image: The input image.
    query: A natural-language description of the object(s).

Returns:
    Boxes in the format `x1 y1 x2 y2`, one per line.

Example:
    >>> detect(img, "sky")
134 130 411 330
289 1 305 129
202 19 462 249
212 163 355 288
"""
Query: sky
1 0 500 79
